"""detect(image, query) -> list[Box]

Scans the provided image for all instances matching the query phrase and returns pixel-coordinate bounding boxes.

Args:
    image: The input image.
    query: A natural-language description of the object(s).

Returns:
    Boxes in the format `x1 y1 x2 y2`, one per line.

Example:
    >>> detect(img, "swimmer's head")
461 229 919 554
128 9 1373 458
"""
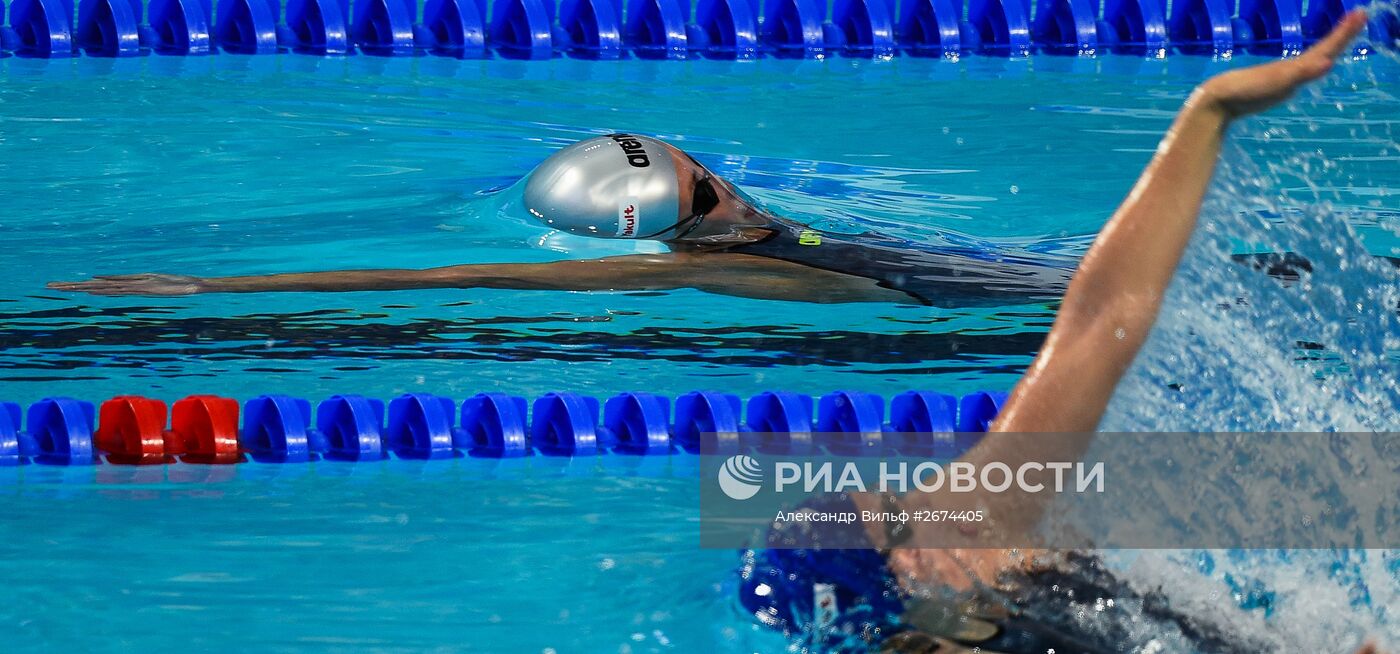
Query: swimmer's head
521 134 747 242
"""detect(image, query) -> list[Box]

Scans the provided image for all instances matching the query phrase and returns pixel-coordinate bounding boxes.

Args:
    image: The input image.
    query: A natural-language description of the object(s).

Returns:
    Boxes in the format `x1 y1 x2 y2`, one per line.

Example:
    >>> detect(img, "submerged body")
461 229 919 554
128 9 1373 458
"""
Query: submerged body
690 216 1074 306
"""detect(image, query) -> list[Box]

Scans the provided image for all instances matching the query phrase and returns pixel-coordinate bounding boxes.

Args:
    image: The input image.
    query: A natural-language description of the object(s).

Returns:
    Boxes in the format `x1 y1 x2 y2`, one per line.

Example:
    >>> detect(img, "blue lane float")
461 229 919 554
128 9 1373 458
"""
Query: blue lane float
351 0 415 54
25 398 97 466
1233 0 1303 54
895 0 962 56
386 393 459 459
214 0 280 52
4 0 75 56
746 391 815 455
674 391 745 454
460 393 531 457
76 0 141 55
316 395 386 461
604 392 672 454
817 390 885 456
282 0 350 54
242 395 317 462
416 0 486 56
1097 0 1167 54
957 390 1007 431
0 389 1011 465
145 0 214 54
1301 0 1392 48
555 0 622 58
1031 0 1098 52
489 0 553 58
1 402 25 466
624 0 687 59
758 0 825 57
825 0 895 58
1168 0 1234 54
963 0 1032 55
688 0 759 59
532 392 602 456
886 391 958 457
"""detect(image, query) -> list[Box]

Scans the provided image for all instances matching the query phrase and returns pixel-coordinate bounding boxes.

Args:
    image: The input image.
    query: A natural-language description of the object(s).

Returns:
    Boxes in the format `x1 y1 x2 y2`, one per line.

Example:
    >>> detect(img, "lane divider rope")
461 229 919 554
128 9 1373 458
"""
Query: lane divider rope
0 390 1008 466
0 0 1388 59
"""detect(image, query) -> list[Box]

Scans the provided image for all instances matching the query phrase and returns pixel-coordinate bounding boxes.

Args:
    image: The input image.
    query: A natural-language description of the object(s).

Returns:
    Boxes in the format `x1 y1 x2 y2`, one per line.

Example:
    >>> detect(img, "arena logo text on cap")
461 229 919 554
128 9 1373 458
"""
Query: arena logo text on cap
609 134 651 168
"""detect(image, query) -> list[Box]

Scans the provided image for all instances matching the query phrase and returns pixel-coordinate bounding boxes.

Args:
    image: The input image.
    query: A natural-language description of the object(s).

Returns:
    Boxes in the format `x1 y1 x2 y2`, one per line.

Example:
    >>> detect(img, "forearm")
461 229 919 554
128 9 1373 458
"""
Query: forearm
1063 97 1229 328
203 267 460 293
198 257 689 294
992 99 1231 433
917 101 1233 525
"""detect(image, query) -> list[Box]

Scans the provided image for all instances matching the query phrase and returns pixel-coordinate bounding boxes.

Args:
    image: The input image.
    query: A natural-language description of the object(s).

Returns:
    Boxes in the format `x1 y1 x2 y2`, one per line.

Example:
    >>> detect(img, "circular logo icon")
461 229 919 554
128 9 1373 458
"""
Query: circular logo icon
718 455 764 500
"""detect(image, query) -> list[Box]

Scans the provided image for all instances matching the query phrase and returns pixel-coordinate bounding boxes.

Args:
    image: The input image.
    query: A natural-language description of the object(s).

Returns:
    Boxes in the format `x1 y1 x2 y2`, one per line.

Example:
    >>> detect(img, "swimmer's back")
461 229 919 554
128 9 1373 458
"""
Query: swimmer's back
713 217 1073 306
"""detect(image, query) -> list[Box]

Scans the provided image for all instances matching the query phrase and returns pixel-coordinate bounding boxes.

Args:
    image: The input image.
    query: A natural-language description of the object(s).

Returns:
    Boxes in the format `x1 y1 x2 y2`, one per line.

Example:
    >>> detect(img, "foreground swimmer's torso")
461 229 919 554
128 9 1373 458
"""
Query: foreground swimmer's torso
747 493 1273 654
673 217 1075 307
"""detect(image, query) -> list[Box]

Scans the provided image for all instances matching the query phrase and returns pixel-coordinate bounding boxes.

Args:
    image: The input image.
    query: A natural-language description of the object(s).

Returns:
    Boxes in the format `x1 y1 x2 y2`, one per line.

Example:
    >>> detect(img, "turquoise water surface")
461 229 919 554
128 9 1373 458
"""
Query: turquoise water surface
1 45 1398 652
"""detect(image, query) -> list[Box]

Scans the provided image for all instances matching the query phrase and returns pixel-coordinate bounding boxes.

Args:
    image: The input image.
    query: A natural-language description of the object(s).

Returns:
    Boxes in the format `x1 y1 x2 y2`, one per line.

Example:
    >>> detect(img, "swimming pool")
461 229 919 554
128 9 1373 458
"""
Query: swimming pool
2 35 1399 653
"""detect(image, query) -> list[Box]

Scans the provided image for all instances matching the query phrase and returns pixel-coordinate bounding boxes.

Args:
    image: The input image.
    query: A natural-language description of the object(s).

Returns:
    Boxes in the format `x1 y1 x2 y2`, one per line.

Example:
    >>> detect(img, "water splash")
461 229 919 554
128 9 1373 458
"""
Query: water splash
1103 18 1400 432
1093 10 1400 650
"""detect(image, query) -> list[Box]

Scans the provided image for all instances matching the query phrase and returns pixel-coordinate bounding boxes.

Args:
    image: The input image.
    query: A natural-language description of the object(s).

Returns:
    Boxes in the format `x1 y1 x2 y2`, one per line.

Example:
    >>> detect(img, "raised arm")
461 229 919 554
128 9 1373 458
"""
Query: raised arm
991 10 1368 434
877 11 1370 589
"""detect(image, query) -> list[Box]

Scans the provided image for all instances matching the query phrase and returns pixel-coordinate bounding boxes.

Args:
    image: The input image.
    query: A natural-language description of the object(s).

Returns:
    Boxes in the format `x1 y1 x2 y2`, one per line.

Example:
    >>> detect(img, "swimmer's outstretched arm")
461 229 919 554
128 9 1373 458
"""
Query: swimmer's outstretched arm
46 253 890 304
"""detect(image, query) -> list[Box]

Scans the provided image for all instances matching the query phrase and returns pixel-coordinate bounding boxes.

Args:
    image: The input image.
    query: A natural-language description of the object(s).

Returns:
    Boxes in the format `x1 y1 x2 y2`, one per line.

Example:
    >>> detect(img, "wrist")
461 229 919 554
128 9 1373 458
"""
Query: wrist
1185 85 1233 124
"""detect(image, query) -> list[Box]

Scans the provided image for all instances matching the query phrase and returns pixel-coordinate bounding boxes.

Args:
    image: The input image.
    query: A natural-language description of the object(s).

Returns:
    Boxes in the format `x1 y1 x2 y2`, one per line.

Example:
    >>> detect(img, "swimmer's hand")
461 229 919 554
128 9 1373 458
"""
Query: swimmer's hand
47 274 206 296
1197 9 1366 120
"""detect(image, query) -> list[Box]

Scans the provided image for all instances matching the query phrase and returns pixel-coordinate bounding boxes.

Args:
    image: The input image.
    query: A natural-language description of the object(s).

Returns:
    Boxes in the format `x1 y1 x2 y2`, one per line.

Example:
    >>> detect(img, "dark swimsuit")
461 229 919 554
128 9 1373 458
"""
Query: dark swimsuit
708 217 1399 307
717 217 1075 307
995 552 1272 654
741 493 1266 654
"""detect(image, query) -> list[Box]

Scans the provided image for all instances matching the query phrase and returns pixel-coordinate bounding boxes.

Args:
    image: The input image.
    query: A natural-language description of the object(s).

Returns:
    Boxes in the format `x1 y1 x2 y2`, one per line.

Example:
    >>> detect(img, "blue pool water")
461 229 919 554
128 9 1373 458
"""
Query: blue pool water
2 41 1399 652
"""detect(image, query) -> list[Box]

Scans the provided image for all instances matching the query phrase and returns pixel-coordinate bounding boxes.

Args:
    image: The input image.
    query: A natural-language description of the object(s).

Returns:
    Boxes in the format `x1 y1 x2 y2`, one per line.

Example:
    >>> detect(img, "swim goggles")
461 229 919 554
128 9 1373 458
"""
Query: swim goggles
639 155 721 240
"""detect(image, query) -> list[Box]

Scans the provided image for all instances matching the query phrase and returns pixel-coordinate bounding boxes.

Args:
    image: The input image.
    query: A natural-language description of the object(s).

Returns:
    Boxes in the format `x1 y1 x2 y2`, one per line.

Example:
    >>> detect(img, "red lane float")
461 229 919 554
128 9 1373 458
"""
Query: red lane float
172 395 244 464
96 396 178 465
94 395 244 465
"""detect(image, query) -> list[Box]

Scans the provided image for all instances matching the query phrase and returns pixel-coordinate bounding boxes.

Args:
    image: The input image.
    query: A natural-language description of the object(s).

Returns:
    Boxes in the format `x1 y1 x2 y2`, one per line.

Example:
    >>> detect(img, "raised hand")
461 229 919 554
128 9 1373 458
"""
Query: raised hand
47 274 206 296
1197 10 1368 120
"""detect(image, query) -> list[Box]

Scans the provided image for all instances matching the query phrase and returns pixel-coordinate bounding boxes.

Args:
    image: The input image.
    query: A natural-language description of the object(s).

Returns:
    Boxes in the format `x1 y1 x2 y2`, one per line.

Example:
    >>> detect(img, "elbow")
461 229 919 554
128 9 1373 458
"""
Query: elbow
1055 258 1167 348
1047 291 1163 381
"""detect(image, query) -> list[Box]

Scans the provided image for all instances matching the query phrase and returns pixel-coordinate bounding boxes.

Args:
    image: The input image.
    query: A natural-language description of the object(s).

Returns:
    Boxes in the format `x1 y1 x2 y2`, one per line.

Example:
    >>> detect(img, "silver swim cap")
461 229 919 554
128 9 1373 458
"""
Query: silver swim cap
522 134 681 239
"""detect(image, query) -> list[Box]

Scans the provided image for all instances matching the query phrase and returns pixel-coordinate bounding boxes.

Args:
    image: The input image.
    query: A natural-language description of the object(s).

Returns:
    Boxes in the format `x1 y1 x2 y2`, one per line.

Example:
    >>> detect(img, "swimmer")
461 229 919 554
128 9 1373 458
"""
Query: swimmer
740 11 1391 654
50 71 1389 305
47 138 1077 305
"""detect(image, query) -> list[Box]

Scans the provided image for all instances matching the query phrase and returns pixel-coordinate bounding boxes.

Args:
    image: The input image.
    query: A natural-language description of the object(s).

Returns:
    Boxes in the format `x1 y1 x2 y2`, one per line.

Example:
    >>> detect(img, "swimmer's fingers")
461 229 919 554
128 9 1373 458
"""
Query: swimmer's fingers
45 280 146 296
1197 10 1366 119
1295 9 1367 80
46 273 205 296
